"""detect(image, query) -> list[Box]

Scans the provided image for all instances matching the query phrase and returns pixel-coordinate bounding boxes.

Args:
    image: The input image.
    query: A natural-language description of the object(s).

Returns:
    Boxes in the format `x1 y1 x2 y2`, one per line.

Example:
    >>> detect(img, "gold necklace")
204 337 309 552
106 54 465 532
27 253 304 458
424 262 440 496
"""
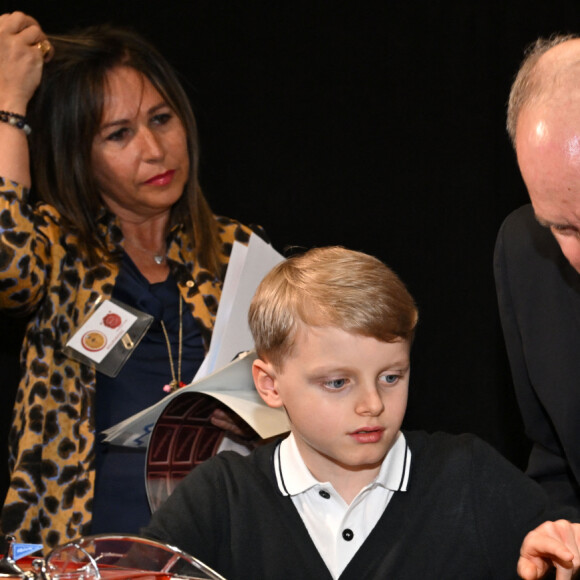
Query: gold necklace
161 298 184 393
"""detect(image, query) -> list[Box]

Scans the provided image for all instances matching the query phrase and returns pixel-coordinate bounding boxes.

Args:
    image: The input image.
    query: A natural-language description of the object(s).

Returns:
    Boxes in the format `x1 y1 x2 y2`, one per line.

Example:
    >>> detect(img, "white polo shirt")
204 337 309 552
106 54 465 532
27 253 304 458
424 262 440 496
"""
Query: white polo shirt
273 432 411 579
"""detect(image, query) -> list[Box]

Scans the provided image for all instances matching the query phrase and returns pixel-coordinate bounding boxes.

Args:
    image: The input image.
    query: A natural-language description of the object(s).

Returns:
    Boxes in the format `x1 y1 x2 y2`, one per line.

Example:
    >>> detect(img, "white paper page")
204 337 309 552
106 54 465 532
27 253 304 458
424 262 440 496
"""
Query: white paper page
209 234 284 373
194 242 249 380
102 350 289 447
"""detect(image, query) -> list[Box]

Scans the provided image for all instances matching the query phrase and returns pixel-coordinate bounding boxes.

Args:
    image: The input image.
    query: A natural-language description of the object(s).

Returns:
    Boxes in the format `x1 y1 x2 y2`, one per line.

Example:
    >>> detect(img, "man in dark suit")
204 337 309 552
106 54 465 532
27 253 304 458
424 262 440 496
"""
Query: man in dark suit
495 34 580 510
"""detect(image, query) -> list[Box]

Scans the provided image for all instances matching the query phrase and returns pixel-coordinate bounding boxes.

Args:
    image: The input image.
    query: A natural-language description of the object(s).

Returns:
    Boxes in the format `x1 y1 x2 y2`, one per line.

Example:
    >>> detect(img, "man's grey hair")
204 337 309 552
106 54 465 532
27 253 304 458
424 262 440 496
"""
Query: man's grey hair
507 34 578 147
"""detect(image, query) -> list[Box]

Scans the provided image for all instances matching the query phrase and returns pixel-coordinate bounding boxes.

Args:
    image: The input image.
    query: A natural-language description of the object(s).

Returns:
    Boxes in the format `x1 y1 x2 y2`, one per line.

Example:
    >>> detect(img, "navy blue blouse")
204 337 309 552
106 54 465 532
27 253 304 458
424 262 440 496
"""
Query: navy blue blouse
92 253 205 534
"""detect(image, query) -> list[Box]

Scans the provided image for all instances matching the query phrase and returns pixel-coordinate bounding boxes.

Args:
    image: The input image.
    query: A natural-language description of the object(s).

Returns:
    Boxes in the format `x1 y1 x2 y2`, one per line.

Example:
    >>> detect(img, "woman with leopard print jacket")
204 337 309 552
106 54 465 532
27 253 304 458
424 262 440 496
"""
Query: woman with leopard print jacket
0 12 261 548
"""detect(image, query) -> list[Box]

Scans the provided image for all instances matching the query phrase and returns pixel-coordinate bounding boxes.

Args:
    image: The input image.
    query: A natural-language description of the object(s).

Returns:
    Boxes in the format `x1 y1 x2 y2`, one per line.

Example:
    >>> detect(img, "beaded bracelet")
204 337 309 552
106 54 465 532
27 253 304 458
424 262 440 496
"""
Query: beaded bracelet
0 110 31 135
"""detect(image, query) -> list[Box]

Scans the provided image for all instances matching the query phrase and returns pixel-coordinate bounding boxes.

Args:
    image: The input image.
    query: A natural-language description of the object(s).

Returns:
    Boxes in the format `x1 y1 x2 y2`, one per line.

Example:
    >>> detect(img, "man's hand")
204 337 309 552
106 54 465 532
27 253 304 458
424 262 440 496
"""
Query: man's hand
518 520 580 579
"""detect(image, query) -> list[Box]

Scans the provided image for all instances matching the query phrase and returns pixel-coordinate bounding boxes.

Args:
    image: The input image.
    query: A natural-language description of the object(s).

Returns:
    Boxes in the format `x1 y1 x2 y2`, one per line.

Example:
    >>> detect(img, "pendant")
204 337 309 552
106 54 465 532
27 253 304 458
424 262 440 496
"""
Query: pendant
163 380 177 393
163 380 186 394
154 254 164 265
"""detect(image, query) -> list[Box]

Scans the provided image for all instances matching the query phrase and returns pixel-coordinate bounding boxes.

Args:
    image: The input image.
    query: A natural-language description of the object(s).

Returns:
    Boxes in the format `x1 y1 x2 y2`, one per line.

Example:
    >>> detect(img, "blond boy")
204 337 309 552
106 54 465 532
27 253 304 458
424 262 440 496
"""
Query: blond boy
145 247 580 579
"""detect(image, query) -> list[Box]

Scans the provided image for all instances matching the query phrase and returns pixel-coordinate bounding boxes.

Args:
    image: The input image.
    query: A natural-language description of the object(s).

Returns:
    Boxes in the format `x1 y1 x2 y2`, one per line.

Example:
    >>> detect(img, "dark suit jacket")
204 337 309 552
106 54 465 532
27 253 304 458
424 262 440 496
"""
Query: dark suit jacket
495 203 580 510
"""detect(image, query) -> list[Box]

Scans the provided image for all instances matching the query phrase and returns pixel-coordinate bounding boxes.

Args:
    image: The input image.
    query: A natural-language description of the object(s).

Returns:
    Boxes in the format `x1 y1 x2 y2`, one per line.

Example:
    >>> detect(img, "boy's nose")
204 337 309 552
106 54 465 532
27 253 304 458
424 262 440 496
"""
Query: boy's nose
355 385 384 416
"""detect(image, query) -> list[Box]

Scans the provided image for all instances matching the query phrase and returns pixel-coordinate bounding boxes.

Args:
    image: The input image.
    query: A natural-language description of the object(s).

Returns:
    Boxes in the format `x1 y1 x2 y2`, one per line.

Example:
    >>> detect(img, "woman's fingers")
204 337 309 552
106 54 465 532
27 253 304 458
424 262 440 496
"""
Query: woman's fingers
0 12 49 111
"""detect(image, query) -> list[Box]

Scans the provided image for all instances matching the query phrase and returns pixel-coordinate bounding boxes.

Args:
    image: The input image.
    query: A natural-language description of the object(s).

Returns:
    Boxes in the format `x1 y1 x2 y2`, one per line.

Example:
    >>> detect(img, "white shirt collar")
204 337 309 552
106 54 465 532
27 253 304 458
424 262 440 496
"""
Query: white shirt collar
274 431 411 496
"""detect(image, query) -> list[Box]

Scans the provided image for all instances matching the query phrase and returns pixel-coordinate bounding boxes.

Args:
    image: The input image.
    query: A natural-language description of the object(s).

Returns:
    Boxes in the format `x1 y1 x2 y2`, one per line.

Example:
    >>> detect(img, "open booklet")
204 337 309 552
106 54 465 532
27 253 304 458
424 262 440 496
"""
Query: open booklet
102 234 289 448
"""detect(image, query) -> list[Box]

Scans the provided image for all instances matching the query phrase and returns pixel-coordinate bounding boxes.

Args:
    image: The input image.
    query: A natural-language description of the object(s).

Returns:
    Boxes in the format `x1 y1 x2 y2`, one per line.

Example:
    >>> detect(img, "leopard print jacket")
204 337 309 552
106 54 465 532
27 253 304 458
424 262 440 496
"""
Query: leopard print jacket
0 177 255 549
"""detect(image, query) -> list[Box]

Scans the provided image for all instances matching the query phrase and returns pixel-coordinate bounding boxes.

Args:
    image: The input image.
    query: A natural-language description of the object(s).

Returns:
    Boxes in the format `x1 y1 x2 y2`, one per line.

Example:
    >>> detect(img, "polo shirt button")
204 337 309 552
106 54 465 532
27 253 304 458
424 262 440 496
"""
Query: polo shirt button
342 529 354 541
186 280 195 288
319 490 330 499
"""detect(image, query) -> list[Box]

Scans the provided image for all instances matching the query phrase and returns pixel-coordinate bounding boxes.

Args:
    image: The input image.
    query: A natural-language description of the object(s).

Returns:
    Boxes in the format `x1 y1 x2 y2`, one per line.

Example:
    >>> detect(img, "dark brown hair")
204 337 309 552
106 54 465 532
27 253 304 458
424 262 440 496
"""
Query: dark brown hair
28 25 221 272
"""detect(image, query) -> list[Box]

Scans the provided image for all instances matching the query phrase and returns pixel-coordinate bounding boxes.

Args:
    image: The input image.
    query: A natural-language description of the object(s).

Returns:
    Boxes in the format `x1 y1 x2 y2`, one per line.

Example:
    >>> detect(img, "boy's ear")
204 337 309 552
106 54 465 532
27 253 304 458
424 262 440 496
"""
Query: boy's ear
252 358 284 408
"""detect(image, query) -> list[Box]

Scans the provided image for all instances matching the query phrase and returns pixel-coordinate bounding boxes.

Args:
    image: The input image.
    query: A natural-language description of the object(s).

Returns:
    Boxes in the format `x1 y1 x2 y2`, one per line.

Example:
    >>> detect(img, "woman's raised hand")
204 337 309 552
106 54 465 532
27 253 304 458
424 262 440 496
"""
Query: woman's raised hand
0 12 52 114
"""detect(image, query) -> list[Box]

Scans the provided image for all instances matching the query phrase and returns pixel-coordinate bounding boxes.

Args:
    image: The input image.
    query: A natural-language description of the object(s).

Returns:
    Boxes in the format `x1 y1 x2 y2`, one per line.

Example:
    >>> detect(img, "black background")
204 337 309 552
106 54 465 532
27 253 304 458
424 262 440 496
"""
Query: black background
2 0 580 508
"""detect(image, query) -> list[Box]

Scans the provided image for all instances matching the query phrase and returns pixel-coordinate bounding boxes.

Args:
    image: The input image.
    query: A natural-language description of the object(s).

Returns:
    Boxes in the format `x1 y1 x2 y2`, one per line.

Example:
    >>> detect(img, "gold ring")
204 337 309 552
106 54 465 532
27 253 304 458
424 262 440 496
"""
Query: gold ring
36 39 51 59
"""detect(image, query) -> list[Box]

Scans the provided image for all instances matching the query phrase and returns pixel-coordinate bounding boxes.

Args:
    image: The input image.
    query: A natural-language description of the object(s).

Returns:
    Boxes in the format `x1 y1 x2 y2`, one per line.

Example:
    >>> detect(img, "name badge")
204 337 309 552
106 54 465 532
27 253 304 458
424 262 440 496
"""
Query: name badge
64 298 153 377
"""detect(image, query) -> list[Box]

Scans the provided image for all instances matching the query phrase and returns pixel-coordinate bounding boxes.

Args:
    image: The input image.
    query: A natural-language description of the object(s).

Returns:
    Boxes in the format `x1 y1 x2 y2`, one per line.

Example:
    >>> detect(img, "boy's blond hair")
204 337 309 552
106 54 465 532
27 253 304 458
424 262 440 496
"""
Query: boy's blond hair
248 246 418 369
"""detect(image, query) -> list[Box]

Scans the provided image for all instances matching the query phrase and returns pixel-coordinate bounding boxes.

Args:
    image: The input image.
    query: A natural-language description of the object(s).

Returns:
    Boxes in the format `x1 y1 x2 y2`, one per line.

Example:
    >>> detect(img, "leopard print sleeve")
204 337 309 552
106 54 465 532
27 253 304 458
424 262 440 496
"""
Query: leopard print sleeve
0 177 56 314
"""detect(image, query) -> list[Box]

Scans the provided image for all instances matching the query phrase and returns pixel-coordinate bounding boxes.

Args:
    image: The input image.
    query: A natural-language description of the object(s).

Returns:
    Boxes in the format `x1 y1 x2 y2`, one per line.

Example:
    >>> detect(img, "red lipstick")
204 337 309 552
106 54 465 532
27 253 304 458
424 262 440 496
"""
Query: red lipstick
144 170 175 186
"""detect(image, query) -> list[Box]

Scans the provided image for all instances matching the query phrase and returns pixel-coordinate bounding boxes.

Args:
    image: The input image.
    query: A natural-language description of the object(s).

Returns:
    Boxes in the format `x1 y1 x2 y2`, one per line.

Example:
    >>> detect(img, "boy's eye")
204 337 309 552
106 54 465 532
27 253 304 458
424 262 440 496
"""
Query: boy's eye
381 374 399 385
323 378 348 389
